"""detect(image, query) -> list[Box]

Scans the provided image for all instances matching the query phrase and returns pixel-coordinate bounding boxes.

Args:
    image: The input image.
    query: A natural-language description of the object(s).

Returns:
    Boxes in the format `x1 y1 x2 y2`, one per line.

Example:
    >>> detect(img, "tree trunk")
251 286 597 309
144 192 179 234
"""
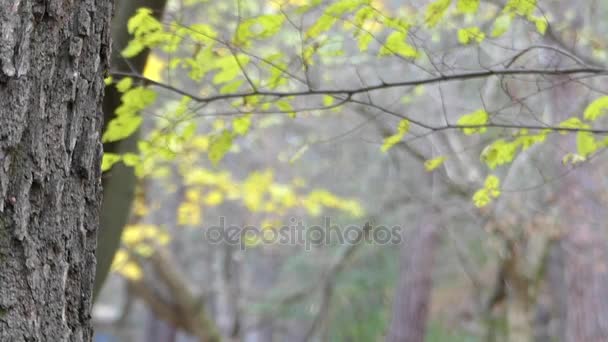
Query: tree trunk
0 0 111 340
540 56 608 340
386 211 440 342
94 0 168 298
559 169 608 341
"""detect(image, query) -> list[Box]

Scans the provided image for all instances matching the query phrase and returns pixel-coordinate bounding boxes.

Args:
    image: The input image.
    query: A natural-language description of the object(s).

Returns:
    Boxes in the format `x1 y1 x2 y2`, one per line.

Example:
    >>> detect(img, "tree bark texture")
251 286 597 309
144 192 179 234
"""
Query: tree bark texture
0 0 111 340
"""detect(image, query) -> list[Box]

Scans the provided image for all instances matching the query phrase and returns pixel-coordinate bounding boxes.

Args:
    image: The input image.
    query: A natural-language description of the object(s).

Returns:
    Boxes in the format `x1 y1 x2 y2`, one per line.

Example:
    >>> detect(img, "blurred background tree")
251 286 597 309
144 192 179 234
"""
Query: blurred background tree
94 0 608 341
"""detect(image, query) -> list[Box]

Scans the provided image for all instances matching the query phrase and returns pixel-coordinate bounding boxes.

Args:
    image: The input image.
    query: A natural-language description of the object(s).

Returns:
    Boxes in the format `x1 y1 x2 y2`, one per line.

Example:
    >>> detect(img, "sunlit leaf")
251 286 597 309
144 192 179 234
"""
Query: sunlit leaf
473 174 501 208
456 0 479 14
233 115 252 136
503 0 536 17
143 53 165 82
276 100 296 118
558 117 589 134
379 31 418 58
116 77 133 93
208 130 234 165
381 119 410 152
530 15 548 35
491 14 512 37
424 156 446 172
323 95 335 107
425 0 452 28
576 131 598 158
102 153 122 172
457 27 485 44
457 109 489 135
584 96 608 121
480 139 517 169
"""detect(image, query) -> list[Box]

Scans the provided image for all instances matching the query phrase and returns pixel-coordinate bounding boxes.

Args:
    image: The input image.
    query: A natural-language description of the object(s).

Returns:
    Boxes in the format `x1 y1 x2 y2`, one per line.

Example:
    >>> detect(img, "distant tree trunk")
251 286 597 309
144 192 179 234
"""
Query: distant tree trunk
386 211 440 342
94 0 168 297
0 0 111 339
545 69 608 341
559 169 608 341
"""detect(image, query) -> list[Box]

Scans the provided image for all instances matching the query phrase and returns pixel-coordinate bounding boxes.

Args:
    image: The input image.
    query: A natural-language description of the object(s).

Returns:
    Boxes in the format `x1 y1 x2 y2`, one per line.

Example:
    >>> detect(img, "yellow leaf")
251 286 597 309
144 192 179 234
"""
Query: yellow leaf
425 0 452 27
584 96 608 121
178 202 202 226
456 0 479 14
204 191 224 206
120 262 143 281
458 27 485 45
143 53 166 82
484 175 500 189
457 109 489 135
424 156 446 172
381 119 410 152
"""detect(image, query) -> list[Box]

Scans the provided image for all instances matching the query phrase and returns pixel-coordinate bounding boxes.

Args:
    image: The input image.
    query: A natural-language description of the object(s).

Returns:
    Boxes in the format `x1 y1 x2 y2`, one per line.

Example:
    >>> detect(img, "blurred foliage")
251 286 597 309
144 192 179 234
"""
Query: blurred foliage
97 0 608 340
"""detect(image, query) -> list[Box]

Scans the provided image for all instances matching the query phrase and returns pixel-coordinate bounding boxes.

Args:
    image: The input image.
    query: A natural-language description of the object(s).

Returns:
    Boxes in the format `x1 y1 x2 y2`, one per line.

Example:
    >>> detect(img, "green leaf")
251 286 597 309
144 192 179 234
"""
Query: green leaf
103 87 156 143
491 14 512 37
276 100 296 118
379 31 418 58
457 109 489 135
456 0 479 14
357 33 374 52
558 117 589 134
424 156 446 172
576 131 598 158
306 14 337 39
213 55 250 84
220 79 245 94
530 16 548 35
473 189 491 207
457 27 485 45
480 139 517 169
208 130 234 165
127 8 155 34
381 119 410 152
584 96 608 121
473 174 501 208
189 24 217 43
325 0 365 16
122 40 145 58
236 14 286 45
323 95 335 107
116 77 133 93
122 153 140 167
503 0 536 17
484 175 500 190
101 153 121 172
425 0 452 28
233 115 252 136
102 115 143 143
514 129 549 150
122 8 165 58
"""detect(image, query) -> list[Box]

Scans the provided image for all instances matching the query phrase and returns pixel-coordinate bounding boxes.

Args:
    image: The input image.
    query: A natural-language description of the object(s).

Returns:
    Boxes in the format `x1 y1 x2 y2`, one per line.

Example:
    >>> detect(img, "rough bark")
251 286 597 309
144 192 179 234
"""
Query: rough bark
0 0 111 340
94 0 167 298
386 211 440 342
